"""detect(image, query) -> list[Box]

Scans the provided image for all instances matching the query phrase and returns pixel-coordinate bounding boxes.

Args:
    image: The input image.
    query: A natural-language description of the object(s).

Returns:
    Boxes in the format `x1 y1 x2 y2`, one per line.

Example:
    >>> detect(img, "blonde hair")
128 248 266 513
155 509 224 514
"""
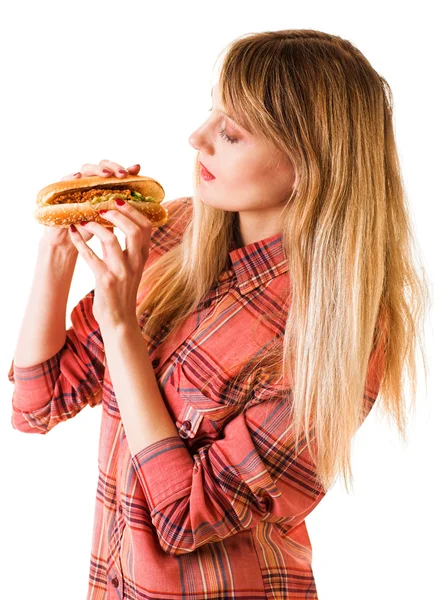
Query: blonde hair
136 29 431 493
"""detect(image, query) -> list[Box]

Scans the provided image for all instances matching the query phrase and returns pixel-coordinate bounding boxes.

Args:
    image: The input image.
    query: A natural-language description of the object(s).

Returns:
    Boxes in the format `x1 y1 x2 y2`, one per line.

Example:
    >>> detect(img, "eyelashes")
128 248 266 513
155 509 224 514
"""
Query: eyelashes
218 129 238 144
208 108 239 144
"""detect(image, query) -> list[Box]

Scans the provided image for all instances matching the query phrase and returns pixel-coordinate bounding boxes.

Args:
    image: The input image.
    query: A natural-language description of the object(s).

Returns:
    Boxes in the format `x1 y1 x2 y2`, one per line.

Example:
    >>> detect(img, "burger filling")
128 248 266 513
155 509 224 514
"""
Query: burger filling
48 188 157 205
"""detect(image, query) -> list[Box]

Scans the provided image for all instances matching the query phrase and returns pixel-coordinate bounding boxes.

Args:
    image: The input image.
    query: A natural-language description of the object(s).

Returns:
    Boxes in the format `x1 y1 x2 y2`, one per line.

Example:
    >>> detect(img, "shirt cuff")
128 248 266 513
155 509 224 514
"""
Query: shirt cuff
131 436 194 512
8 349 64 412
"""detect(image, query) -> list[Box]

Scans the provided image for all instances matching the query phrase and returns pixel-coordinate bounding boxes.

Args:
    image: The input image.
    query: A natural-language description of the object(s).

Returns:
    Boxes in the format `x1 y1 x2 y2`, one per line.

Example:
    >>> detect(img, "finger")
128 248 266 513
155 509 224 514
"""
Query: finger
97 205 152 266
126 164 141 175
80 163 114 177
60 172 82 181
109 199 153 248
79 220 127 271
68 225 106 278
108 198 152 229
98 159 129 178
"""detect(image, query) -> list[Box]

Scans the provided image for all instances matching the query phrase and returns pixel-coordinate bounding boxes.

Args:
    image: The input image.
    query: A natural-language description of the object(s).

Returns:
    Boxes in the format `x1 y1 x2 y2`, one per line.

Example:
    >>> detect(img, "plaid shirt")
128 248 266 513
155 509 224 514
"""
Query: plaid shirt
9 197 385 599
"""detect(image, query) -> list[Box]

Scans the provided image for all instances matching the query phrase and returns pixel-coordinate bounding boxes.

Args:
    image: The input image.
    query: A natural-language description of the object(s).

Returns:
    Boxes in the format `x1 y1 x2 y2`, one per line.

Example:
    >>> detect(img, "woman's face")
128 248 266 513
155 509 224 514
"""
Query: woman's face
188 81 296 234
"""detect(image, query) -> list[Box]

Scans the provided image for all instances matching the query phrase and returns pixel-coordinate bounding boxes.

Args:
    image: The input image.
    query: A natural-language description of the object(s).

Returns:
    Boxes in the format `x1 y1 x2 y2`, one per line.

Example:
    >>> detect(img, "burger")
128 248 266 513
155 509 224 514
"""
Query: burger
34 174 168 228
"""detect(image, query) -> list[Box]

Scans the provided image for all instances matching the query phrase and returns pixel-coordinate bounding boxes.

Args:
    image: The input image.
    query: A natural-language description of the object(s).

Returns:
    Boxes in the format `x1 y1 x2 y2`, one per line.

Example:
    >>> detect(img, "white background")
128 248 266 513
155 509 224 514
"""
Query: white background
1 1 443 598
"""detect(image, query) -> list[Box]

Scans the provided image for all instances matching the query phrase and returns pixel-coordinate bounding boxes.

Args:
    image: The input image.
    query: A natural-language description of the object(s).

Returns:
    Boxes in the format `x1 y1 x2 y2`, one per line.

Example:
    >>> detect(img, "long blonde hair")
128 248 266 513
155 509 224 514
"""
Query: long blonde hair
136 29 431 493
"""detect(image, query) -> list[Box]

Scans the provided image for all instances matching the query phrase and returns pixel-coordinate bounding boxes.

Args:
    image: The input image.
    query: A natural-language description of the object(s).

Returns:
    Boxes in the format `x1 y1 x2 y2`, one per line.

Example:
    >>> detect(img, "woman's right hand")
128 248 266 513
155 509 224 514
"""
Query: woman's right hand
42 160 141 247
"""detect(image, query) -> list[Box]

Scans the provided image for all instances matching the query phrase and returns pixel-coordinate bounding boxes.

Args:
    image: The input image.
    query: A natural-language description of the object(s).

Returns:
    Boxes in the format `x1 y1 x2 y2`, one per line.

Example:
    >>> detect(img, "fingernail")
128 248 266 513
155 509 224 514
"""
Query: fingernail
70 224 77 232
118 169 127 175
115 198 126 206
73 172 82 177
80 221 87 226
132 164 140 169
99 209 108 214
102 168 113 174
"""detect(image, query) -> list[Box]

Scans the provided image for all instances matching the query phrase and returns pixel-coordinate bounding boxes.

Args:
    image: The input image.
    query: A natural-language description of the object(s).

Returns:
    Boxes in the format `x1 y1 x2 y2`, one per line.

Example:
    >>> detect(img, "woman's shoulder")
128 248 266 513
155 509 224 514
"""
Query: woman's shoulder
149 196 193 256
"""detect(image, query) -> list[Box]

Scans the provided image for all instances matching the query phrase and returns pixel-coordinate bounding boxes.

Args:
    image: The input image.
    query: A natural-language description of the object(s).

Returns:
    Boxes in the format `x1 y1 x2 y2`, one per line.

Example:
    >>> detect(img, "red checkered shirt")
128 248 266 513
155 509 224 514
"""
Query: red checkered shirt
9 197 385 599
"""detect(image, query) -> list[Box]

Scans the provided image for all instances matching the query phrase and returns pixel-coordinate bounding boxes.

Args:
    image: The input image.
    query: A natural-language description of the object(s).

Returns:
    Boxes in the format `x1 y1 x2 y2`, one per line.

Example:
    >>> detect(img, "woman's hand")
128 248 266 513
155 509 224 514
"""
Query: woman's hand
41 160 141 248
67 194 152 330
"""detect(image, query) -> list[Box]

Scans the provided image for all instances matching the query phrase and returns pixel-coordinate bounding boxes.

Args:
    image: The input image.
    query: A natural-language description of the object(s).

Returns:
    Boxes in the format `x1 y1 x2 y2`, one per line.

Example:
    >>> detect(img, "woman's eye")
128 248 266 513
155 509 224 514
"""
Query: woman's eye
218 128 238 144
207 109 239 144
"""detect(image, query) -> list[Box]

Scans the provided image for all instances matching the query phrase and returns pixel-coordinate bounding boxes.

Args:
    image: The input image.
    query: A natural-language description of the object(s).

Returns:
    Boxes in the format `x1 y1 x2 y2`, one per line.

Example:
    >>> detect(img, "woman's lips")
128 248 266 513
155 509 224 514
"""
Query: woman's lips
199 161 215 179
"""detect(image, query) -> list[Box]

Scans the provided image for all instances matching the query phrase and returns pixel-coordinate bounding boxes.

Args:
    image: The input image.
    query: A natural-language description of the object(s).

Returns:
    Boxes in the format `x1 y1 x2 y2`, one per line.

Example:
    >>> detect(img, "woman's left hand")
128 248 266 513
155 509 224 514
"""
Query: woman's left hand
69 198 153 331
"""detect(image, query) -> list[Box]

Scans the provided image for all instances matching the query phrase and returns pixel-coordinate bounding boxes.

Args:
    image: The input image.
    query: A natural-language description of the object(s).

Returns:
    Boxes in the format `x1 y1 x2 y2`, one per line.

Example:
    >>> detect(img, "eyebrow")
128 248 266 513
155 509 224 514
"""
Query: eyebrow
210 87 244 130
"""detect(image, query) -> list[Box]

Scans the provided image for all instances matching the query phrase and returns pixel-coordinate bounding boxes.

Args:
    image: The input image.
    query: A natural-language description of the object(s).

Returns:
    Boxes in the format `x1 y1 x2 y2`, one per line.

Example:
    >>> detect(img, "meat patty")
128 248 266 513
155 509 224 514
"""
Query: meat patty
49 188 133 205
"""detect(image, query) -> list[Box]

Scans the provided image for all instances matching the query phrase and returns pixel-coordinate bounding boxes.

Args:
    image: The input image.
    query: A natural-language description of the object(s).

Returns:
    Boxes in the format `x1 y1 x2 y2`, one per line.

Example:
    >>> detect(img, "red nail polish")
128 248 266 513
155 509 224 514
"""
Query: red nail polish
80 221 87 226
70 224 77 232
99 209 108 214
115 198 125 206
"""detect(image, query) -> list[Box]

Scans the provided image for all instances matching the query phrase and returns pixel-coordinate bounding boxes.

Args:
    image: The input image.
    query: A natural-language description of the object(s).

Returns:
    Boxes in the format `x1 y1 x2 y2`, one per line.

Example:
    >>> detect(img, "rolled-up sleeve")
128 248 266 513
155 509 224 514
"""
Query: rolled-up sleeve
131 335 386 557
9 289 105 434
131 391 326 556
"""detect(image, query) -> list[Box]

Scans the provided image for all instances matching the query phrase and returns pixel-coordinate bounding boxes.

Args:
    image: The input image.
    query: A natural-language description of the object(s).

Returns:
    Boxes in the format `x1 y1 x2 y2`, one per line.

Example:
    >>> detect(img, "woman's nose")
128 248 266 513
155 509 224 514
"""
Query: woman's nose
188 128 210 153
188 131 198 148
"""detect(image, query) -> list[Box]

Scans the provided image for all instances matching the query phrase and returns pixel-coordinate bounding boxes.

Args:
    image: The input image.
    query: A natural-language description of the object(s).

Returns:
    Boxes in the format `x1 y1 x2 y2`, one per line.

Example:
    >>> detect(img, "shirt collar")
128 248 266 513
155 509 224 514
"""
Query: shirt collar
226 232 289 295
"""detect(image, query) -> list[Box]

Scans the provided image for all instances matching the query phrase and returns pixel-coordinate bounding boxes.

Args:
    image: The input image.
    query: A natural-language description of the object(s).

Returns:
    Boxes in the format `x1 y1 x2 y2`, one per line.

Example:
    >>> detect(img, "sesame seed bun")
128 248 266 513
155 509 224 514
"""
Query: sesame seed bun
34 175 168 228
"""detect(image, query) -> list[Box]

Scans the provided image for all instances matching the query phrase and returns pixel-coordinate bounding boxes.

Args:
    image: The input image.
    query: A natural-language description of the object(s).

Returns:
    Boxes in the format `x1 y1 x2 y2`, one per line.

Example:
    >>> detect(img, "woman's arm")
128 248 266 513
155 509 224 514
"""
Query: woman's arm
9 235 104 433
9 286 105 434
13 236 78 368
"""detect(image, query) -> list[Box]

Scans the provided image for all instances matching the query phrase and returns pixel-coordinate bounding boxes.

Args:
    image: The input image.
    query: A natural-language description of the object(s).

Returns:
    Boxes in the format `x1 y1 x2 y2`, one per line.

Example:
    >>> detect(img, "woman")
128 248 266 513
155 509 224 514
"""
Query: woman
9 29 429 599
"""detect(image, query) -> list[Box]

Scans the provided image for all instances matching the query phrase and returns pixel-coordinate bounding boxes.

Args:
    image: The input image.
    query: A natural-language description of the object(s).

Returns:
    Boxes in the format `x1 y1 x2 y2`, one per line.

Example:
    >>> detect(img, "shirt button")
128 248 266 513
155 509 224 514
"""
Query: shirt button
152 358 160 368
111 576 119 588
183 420 191 430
